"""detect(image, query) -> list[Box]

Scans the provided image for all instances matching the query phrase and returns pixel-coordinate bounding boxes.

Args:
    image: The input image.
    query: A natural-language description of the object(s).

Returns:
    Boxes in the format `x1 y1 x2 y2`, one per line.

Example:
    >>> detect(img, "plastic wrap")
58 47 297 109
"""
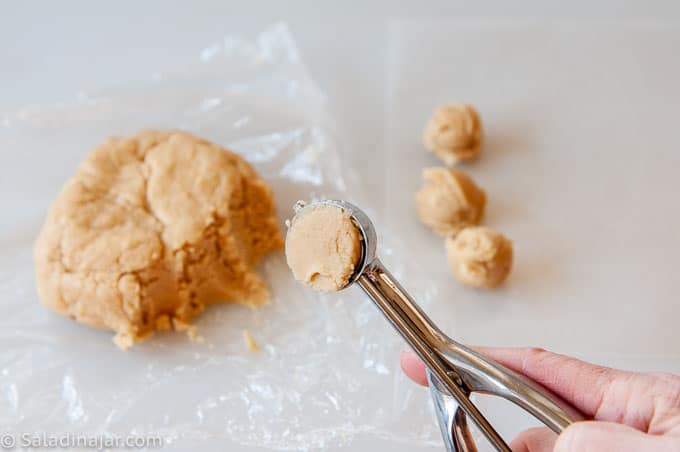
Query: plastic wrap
0 24 439 450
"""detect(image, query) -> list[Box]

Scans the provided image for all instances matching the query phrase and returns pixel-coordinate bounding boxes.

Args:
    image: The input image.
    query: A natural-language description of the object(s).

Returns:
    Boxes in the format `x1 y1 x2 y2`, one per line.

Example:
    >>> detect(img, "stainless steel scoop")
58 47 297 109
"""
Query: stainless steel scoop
291 200 584 452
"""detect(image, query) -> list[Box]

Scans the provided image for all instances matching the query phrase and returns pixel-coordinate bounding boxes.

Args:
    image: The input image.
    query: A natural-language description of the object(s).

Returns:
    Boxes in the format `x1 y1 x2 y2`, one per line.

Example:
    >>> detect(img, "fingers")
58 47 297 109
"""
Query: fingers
399 346 620 418
472 347 616 418
554 421 669 452
398 347 616 422
399 350 428 386
509 427 557 452
471 347 638 422
399 347 673 429
400 348 680 450
440 346 624 419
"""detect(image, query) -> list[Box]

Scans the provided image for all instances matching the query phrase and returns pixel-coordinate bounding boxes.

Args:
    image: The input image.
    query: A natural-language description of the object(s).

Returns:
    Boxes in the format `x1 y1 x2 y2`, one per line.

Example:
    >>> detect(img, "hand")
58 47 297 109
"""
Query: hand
400 347 680 451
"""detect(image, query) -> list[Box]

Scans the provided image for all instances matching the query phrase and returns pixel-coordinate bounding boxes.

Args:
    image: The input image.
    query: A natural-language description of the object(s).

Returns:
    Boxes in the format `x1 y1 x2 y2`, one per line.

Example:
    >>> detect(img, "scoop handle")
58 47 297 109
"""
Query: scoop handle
356 258 584 451
356 258 512 452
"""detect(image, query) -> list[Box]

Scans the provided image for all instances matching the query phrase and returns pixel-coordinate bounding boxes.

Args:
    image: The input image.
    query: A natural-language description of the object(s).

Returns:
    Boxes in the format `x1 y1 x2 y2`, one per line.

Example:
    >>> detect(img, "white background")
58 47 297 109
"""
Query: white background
3 2 680 451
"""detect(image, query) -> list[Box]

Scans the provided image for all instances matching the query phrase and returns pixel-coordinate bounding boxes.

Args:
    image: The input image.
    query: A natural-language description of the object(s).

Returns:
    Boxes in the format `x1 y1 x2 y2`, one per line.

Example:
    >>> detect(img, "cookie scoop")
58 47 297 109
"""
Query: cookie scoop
284 200 581 452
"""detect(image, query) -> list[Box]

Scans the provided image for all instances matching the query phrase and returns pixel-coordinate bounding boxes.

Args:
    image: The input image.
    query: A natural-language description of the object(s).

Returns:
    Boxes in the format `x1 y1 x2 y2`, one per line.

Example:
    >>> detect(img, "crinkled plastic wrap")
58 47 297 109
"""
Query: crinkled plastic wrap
0 24 439 450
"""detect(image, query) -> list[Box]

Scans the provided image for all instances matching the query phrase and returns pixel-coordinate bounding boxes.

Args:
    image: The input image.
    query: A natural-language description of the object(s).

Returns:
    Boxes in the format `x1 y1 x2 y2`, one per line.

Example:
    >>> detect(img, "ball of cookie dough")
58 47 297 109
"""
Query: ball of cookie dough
445 226 513 289
34 130 284 349
416 167 486 236
423 104 482 165
285 203 362 292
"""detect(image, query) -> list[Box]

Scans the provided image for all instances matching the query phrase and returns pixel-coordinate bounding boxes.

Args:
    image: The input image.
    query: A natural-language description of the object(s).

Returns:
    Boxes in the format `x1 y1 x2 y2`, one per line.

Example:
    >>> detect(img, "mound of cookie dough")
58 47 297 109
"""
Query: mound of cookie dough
34 130 284 349
423 104 482 165
285 203 362 292
445 226 513 289
416 167 486 236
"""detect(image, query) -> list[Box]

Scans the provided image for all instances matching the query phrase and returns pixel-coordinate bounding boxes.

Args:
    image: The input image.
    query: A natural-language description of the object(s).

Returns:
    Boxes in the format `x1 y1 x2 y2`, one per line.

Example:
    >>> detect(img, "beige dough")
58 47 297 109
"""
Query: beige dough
423 104 482 165
445 226 513 289
285 204 362 292
34 130 284 349
243 330 260 352
416 167 486 236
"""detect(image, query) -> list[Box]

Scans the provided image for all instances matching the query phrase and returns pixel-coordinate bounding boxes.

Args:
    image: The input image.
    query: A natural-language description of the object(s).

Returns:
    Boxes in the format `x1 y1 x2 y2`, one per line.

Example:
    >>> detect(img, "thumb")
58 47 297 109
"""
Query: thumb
554 421 662 452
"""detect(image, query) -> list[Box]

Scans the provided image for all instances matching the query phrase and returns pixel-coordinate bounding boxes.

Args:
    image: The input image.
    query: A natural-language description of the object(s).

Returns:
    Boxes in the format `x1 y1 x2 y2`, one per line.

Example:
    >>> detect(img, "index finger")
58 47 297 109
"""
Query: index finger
400 347 621 419
474 347 619 419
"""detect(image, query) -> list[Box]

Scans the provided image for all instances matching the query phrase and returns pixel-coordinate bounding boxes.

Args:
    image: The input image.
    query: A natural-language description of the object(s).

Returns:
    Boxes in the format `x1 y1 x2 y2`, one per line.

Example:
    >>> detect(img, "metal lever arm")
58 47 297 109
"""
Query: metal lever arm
428 371 478 452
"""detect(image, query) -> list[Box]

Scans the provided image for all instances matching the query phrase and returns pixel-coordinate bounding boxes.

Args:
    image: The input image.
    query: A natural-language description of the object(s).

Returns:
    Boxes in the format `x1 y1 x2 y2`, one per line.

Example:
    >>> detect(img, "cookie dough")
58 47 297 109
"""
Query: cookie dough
285 203 362 291
445 226 513 289
34 130 284 349
423 104 482 165
416 167 486 236
243 330 260 352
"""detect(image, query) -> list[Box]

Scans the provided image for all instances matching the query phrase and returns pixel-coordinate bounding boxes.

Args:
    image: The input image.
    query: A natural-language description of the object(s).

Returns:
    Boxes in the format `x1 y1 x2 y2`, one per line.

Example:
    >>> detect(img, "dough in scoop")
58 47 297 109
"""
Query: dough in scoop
34 130 284 349
285 203 362 291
